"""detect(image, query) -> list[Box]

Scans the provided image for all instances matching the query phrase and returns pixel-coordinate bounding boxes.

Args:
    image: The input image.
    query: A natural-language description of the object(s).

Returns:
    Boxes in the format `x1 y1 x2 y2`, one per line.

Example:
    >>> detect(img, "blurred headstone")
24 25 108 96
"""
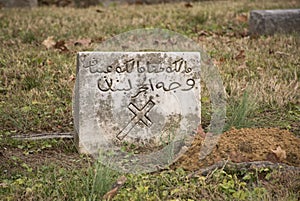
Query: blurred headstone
38 0 73 7
249 9 300 35
73 0 99 7
0 0 38 7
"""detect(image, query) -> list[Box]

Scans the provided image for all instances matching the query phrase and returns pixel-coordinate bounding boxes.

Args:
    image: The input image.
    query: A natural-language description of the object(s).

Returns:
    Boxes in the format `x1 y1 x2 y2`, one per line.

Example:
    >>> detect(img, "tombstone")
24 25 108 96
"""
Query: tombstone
73 0 99 7
73 52 201 172
249 9 300 35
0 0 38 8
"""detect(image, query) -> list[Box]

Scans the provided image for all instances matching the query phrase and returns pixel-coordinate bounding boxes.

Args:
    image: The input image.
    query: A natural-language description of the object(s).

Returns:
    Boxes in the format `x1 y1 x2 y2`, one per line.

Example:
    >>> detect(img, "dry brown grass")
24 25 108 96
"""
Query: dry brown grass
0 0 299 132
0 1 300 200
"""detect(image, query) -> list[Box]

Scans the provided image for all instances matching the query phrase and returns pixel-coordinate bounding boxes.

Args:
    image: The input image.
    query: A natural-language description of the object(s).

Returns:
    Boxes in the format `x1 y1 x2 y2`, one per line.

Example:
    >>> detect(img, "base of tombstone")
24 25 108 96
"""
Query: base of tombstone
249 9 300 35
74 132 90 155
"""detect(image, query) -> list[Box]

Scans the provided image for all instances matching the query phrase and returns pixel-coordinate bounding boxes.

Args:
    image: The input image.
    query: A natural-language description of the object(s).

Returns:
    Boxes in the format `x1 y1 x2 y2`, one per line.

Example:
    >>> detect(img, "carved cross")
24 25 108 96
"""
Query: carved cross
117 99 155 140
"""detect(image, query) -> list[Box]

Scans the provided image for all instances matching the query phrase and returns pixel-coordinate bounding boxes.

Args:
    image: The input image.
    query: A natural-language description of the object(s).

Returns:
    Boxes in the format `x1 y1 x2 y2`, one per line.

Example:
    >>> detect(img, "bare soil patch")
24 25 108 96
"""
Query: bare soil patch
175 127 300 171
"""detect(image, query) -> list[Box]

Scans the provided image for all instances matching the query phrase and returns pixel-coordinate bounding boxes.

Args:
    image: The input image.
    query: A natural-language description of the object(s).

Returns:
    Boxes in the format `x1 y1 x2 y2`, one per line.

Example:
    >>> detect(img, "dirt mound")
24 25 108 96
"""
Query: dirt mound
174 128 300 171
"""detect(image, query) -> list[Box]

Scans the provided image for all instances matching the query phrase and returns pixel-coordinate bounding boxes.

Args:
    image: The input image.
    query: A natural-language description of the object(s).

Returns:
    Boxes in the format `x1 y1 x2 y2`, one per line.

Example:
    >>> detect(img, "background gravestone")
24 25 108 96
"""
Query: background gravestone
249 9 300 35
0 0 38 7
73 52 201 172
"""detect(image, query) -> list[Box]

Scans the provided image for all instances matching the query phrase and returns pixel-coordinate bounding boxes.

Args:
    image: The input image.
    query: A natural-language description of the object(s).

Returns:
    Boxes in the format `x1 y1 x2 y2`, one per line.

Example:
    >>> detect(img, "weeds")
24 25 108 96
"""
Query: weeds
87 158 119 200
224 90 256 131
0 138 119 200
114 167 299 201
0 0 299 200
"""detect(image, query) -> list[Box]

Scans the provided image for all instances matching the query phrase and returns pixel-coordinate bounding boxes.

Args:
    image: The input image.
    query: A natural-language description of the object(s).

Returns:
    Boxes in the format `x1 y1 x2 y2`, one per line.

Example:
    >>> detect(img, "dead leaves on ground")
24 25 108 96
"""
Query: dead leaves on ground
271 146 287 161
234 49 245 61
235 14 248 23
266 146 287 163
42 36 92 52
42 36 56 49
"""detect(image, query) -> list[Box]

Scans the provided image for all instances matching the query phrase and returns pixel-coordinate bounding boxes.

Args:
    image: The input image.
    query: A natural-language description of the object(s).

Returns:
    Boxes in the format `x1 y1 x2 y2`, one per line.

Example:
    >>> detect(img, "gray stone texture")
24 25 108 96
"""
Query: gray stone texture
74 52 201 156
249 9 300 35
0 0 38 7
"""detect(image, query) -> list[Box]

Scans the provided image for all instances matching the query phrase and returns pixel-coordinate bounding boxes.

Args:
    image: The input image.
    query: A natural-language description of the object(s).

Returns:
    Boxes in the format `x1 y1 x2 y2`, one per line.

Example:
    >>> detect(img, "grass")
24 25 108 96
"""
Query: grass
224 90 256 131
0 138 119 200
114 167 300 201
0 0 299 200
0 0 298 135
1 138 299 200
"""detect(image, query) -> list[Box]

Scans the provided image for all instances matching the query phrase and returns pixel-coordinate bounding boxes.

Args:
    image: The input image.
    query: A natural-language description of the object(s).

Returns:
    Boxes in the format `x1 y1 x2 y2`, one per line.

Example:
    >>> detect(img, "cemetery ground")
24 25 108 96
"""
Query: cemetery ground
0 0 299 200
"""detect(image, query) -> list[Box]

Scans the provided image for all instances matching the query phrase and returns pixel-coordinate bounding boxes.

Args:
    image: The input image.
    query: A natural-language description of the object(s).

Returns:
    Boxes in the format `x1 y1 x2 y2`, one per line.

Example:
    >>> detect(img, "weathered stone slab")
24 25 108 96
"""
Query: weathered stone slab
73 52 201 165
249 9 300 35
73 0 99 8
0 0 38 8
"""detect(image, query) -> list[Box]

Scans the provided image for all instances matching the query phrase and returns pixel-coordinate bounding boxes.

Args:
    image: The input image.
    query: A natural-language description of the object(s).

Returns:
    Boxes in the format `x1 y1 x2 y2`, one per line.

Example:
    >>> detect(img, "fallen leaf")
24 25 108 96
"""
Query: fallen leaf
236 14 248 23
96 9 104 13
271 146 287 161
198 30 210 37
184 2 193 8
42 36 56 49
103 175 127 200
196 125 206 138
74 38 92 47
65 38 92 50
234 50 245 60
54 40 69 52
